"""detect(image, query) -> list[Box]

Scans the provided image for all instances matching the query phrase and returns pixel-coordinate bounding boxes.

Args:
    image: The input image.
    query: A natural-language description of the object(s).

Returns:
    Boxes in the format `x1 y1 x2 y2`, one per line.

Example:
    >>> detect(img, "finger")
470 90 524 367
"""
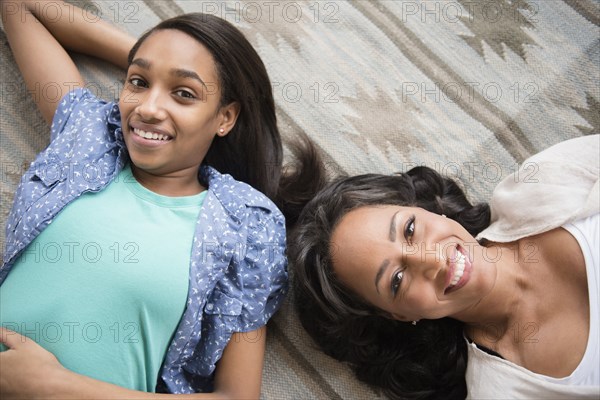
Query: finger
0 327 28 349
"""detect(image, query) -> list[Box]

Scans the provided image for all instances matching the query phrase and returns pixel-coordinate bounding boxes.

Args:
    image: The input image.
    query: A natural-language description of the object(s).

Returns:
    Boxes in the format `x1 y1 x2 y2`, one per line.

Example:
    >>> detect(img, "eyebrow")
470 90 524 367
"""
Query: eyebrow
375 259 390 294
375 211 401 294
389 210 400 242
130 58 209 90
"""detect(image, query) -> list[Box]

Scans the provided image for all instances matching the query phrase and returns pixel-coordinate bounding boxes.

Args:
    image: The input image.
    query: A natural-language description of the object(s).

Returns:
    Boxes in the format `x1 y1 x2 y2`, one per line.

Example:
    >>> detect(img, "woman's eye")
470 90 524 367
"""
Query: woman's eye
175 90 196 99
392 270 404 296
404 215 416 243
128 78 147 88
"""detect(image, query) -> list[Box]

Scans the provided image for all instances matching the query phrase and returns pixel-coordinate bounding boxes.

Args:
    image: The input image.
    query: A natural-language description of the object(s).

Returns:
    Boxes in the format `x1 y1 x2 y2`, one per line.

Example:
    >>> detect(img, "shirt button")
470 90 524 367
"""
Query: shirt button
206 303 214 311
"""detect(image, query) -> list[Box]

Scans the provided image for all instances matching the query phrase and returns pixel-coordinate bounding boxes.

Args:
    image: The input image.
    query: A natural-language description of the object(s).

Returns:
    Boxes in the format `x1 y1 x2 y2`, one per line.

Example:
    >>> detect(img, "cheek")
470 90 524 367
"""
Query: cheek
118 96 135 121
403 285 447 318
118 85 133 106
177 110 218 133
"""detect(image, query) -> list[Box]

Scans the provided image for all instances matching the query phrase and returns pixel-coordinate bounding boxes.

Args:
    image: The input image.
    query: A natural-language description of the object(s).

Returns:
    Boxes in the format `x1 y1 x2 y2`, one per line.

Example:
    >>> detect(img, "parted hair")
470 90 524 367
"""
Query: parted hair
128 13 324 224
290 166 491 399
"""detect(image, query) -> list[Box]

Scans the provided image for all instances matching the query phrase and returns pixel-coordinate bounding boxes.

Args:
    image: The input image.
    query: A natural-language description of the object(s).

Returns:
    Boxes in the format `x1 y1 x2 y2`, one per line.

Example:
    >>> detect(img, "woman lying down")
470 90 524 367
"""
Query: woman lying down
292 134 599 399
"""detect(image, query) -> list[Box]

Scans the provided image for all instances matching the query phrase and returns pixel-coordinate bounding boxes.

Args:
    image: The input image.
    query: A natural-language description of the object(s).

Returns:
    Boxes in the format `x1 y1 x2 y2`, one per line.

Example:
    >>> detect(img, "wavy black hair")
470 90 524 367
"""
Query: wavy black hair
291 166 491 399
128 13 324 224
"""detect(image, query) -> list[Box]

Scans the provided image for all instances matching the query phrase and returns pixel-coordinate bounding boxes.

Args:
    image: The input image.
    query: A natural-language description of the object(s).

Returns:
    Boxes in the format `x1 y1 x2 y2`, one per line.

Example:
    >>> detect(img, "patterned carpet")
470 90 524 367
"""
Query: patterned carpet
1 0 598 398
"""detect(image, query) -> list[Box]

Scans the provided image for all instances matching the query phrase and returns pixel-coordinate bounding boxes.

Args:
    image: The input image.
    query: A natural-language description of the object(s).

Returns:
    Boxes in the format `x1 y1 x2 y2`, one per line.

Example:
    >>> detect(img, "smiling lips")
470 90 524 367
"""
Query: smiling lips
132 127 173 141
444 245 472 294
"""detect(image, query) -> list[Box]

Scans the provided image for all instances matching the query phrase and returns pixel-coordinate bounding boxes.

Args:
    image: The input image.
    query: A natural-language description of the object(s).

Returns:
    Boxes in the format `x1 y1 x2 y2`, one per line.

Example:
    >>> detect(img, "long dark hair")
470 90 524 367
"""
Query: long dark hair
291 166 491 399
128 13 324 223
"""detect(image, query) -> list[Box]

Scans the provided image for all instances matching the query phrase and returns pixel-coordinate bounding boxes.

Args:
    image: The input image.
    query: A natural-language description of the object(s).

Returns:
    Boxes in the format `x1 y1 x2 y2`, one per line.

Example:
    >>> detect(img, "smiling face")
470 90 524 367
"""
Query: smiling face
330 205 498 322
119 29 239 194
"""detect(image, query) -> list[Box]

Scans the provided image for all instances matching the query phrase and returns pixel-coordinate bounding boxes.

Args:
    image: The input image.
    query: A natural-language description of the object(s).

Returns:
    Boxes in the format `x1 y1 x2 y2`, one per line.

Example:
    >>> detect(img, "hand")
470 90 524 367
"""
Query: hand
0 327 63 399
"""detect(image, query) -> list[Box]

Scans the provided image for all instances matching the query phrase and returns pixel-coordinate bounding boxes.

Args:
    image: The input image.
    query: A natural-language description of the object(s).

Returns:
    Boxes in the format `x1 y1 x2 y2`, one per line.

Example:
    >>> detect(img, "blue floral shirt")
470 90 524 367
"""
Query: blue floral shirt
1 88 288 393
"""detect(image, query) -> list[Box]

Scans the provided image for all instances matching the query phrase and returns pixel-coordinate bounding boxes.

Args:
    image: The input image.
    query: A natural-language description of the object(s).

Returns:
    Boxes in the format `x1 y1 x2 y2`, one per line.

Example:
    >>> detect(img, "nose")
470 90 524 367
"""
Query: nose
135 88 168 122
405 242 445 281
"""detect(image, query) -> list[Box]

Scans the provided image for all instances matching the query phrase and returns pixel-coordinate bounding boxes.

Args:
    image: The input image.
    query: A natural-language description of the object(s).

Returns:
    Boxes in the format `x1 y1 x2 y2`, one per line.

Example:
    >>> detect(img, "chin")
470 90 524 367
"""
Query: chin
128 158 157 172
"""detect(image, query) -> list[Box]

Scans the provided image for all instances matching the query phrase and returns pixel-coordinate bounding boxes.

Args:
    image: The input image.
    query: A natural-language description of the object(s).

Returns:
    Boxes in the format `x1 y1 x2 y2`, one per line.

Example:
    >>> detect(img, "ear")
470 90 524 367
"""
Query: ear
216 101 240 137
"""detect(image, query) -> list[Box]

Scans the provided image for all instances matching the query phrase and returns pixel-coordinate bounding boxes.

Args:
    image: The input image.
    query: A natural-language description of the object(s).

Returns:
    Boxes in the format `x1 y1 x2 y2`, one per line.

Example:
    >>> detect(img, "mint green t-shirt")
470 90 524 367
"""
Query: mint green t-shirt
0 164 206 391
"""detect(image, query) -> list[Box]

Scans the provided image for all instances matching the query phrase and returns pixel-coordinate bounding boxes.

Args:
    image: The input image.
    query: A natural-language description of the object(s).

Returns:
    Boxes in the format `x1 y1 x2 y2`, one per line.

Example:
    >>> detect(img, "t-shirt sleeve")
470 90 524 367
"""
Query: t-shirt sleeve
233 206 288 332
181 206 288 386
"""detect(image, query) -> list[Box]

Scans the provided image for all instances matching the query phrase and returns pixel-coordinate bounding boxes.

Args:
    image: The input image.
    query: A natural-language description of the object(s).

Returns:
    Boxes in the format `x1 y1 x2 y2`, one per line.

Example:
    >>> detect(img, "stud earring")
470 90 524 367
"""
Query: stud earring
412 320 418 326
442 214 447 218
218 128 225 134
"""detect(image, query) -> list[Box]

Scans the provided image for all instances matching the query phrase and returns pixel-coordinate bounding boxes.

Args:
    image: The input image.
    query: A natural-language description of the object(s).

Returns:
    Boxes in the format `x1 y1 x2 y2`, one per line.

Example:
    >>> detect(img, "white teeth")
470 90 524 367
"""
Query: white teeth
449 251 466 287
133 128 170 141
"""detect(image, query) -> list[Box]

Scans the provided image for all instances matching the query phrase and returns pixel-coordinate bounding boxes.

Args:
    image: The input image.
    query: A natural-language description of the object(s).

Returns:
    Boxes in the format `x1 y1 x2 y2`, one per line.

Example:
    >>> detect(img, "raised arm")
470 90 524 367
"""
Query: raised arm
0 0 136 124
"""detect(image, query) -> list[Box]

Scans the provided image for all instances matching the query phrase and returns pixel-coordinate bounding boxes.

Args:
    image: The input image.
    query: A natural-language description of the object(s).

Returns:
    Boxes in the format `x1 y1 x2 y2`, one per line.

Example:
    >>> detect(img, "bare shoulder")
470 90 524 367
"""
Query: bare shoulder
528 227 587 284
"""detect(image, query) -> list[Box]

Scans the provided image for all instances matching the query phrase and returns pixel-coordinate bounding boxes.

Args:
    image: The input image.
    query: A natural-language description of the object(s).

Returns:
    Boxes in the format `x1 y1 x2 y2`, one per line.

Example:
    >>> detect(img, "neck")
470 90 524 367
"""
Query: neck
130 164 205 196
456 241 532 342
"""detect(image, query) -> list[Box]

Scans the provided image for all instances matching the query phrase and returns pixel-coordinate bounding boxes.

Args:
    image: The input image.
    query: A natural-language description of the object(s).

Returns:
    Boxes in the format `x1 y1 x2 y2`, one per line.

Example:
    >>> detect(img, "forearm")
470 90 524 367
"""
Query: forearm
1 0 136 69
48 328 267 400
49 336 265 400
47 368 230 400
0 328 238 400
